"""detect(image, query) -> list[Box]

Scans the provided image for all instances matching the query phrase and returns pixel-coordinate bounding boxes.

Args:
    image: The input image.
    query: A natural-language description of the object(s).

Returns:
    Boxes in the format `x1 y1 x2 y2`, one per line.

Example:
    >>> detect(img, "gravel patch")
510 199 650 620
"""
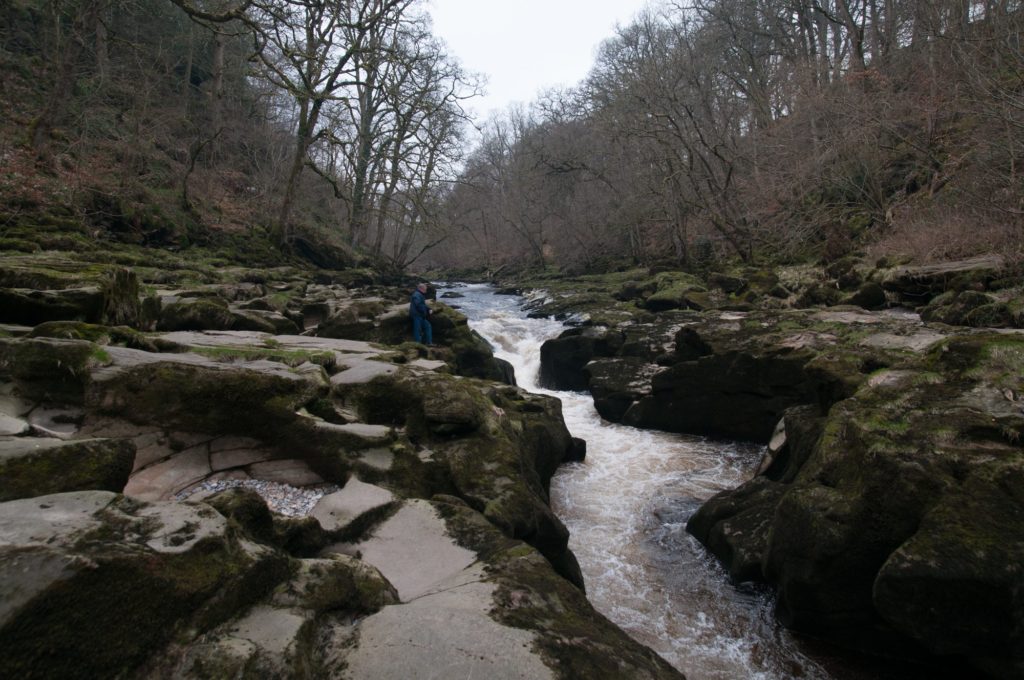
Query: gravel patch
176 479 340 517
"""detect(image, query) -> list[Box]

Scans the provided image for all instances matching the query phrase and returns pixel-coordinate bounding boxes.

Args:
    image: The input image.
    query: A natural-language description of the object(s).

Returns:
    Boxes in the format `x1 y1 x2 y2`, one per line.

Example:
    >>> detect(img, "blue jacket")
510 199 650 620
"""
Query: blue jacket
410 289 430 318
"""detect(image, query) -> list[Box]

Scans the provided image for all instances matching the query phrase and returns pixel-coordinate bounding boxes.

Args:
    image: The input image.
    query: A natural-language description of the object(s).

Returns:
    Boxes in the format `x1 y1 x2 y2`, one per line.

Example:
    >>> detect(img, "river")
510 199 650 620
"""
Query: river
443 282 856 680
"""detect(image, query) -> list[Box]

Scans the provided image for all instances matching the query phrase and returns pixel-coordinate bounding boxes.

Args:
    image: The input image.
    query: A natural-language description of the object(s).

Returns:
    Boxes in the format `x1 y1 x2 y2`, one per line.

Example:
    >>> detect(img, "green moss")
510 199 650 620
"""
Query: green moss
3 513 290 679
0 439 135 502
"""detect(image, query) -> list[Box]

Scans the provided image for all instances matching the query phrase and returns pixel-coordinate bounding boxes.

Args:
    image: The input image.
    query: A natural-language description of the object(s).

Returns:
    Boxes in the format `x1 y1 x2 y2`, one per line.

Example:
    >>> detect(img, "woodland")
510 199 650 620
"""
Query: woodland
2 0 1023 275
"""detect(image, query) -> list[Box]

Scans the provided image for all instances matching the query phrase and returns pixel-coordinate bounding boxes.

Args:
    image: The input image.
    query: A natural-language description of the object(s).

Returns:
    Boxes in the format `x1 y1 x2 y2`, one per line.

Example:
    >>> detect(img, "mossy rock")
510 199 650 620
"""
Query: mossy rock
437 503 682 679
157 298 236 332
708 272 748 293
0 491 291 679
844 281 887 310
88 354 328 442
794 282 842 308
3 337 107 404
28 320 160 352
873 460 1024 668
686 475 787 582
0 437 135 501
0 287 103 326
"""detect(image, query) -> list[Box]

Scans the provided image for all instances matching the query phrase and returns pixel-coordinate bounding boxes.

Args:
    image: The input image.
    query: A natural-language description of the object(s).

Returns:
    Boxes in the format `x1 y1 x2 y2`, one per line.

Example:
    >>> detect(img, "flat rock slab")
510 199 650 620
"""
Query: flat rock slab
95 346 317 384
408 358 448 372
124 446 211 501
311 421 393 449
311 478 395 532
343 566 553 680
812 309 889 324
159 331 383 356
356 447 394 470
336 500 477 602
330 358 399 385
861 331 947 353
0 490 117 547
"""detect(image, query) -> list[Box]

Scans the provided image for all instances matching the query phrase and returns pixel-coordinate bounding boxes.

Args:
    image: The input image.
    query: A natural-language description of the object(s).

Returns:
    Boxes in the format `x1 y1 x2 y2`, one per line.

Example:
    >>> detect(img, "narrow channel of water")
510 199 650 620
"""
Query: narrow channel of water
444 283 837 680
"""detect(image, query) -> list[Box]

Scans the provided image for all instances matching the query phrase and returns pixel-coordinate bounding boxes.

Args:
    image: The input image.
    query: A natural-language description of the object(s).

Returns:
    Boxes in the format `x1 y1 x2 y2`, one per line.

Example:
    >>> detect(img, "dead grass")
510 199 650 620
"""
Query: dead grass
866 207 1024 265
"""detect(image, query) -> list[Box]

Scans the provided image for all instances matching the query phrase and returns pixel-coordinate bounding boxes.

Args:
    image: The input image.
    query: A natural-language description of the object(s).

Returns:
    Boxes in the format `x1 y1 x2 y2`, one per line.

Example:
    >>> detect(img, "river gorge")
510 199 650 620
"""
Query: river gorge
450 282 982 680
450 283 831 679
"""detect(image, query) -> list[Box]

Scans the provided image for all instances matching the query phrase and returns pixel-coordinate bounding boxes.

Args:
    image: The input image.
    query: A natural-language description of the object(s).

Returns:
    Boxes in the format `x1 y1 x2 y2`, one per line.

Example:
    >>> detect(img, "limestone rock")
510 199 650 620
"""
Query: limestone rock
311 478 395 533
881 254 1006 305
539 327 621 391
691 332 1024 675
0 491 289 679
0 436 135 501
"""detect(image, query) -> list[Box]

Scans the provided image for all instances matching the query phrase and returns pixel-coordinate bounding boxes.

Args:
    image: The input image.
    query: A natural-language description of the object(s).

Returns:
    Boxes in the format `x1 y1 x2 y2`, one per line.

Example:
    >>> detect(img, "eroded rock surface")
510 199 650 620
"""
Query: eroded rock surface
0 260 671 679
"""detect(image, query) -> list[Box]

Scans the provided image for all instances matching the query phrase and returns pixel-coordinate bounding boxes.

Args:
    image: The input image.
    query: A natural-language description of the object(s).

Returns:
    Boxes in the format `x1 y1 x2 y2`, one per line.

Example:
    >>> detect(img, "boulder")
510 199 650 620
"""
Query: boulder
585 357 654 422
708 272 748 294
880 254 1006 306
337 372 584 588
0 491 290 678
689 333 1024 675
539 327 621 391
0 262 140 328
686 476 787 582
623 348 818 442
921 290 1015 328
844 281 887 310
2 337 105 404
0 287 103 326
0 436 135 501
156 298 236 332
86 346 328 443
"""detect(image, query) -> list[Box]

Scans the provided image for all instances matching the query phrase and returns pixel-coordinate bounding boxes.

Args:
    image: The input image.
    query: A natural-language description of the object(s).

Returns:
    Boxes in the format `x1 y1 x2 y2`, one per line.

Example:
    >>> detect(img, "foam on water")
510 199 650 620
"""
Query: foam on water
445 283 834 680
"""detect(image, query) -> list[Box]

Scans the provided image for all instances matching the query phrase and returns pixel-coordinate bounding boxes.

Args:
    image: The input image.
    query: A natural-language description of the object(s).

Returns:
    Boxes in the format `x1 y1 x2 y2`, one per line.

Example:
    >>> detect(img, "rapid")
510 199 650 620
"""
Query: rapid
444 282 844 680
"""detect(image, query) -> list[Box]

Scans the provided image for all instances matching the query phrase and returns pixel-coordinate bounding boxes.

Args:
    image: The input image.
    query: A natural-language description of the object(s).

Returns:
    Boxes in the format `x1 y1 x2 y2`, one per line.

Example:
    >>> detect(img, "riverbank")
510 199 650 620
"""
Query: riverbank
0 244 680 678
493 258 1024 679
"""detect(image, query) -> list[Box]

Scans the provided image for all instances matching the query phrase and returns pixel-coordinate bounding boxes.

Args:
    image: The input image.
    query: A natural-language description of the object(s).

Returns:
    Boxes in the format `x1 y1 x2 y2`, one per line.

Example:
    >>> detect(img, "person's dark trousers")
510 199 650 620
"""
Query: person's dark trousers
412 316 433 344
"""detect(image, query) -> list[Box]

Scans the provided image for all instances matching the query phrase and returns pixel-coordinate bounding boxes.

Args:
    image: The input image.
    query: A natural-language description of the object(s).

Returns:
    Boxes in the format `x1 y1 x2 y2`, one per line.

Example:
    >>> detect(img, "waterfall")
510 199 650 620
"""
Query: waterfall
446 283 852 680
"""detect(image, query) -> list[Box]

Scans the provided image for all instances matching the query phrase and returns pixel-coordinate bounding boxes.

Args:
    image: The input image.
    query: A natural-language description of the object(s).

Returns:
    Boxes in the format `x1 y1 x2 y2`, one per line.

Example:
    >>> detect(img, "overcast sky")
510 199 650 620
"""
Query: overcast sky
428 0 650 125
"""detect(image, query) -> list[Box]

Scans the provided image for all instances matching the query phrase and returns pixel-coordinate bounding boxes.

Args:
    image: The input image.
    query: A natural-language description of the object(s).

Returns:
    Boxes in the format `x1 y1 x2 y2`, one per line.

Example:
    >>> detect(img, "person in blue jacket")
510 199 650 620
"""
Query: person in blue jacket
409 282 433 345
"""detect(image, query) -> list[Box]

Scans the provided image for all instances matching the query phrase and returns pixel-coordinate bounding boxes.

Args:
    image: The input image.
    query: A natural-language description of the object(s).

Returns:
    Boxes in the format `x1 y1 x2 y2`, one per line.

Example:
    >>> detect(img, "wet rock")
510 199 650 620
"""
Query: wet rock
693 333 1024 675
585 357 655 422
686 476 787 582
539 327 621 391
624 348 818 442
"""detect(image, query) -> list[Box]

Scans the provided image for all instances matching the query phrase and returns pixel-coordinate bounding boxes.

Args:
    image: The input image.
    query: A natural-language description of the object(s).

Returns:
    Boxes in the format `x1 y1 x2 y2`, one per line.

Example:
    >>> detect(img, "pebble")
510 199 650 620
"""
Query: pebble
175 479 340 517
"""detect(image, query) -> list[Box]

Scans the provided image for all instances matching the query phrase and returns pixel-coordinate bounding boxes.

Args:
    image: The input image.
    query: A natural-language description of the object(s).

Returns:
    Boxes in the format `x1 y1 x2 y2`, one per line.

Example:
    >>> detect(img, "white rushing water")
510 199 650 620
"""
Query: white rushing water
445 283 838 680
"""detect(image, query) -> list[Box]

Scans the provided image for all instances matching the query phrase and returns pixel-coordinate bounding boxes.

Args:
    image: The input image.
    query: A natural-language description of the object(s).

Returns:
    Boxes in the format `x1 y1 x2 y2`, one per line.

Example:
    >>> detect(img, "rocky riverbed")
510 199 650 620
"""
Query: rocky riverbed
0 249 675 679
520 256 1024 679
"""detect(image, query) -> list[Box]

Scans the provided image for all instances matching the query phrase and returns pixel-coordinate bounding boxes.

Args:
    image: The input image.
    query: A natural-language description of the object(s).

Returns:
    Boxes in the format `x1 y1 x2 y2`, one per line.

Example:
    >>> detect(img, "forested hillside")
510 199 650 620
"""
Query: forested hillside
435 1 1024 273
1 0 473 271
2 1 1023 275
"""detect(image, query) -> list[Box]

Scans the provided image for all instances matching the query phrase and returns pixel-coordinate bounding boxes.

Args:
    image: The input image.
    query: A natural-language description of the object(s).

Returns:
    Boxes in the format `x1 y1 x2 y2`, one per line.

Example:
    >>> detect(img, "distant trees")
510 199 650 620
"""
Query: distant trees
434 0 1024 272
5 0 473 265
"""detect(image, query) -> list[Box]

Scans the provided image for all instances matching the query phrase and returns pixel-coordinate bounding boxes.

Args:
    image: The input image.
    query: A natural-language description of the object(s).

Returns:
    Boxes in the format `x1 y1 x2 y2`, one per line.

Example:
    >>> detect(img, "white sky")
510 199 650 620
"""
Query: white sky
427 0 650 125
